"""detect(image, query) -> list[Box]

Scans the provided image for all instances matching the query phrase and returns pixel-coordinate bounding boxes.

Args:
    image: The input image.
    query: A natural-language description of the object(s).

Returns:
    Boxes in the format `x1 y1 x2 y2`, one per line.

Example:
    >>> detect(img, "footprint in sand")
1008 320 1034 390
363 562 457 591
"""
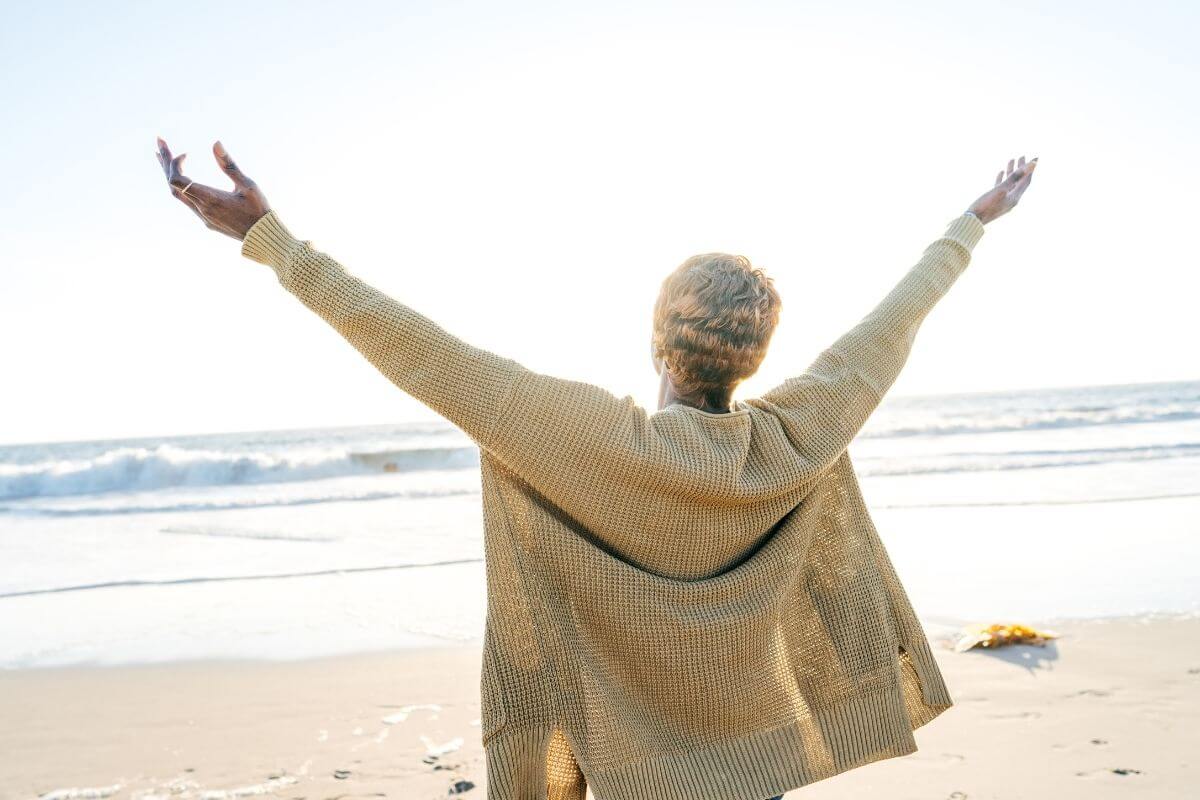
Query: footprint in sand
422 735 465 768
1068 688 1112 698
986 710 1041 720
422 735 464 758
381 703 442 725
1074 767 1143 778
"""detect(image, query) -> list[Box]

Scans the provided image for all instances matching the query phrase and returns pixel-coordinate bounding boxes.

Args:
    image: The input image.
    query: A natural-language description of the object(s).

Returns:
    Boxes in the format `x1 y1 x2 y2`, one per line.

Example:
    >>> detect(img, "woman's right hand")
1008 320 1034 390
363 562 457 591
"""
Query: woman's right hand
155 137 271 241
967 155 1038 224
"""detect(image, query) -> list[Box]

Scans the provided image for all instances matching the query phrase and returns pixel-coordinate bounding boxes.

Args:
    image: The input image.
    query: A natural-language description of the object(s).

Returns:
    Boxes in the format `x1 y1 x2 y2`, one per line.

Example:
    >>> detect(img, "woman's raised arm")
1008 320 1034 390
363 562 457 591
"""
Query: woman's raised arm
154 138 528 448
754 155 1038 479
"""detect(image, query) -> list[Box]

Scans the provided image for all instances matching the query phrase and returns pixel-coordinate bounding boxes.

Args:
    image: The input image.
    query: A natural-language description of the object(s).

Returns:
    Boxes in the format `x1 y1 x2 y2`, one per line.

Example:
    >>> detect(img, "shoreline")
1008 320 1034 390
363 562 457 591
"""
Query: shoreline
3 608 1197 675
5 491 1198 671
3 615 1197 799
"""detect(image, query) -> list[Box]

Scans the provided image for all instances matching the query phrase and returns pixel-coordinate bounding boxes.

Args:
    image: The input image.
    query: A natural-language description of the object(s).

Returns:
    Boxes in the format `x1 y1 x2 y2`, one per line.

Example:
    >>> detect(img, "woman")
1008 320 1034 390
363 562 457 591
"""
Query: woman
156 139 1036 800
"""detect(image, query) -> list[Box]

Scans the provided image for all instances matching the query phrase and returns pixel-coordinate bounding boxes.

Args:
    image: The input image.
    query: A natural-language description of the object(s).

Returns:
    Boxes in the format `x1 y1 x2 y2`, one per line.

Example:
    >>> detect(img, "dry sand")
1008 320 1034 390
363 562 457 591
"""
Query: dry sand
2 615 1197 800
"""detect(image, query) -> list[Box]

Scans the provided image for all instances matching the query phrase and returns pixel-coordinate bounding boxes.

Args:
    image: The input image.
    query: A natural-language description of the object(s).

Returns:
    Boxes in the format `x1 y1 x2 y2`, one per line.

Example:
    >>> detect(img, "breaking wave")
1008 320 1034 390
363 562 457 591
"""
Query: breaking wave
0 444 479 501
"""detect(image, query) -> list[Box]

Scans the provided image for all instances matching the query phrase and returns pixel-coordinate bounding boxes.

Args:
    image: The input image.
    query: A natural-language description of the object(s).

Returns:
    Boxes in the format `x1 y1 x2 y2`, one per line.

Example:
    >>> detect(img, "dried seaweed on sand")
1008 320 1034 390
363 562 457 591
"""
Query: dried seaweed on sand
952 622 1060 652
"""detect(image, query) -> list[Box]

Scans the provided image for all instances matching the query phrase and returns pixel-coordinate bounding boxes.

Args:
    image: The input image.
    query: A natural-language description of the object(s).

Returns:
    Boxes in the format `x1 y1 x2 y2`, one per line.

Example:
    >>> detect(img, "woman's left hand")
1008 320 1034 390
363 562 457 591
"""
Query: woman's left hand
155 137 270 240
966 155 1038 225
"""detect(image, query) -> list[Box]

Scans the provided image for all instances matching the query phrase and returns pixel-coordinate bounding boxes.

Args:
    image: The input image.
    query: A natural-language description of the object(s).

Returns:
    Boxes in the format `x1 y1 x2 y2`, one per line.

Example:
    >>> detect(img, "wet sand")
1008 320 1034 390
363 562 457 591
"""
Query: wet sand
2 615 1197 800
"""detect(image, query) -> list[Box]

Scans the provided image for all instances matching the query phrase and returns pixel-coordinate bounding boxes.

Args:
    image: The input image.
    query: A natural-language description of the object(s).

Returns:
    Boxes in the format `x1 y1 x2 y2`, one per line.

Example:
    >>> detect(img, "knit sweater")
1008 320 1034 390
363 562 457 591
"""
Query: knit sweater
242 209 986 800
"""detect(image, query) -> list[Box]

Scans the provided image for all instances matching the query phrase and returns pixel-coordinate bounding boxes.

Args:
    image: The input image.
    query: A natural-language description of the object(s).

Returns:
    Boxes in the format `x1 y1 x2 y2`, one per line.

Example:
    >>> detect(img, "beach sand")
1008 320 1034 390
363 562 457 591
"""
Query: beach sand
2 615 1197 800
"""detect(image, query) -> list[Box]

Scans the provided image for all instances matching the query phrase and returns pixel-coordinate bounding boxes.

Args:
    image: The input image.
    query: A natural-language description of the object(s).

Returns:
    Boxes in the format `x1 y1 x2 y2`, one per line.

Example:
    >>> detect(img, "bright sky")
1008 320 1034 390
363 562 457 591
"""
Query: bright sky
1 0 1196 445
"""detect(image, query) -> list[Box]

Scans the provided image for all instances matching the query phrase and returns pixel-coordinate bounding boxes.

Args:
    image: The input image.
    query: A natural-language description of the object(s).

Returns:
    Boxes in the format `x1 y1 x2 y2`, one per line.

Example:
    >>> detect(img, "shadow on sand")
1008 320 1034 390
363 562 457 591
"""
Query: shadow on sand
968 640 1061 673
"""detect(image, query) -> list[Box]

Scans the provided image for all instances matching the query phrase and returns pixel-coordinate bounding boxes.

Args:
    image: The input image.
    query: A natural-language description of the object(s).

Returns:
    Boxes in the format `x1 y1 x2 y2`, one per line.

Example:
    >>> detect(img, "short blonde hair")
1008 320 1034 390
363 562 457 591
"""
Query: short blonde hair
652 253 781 407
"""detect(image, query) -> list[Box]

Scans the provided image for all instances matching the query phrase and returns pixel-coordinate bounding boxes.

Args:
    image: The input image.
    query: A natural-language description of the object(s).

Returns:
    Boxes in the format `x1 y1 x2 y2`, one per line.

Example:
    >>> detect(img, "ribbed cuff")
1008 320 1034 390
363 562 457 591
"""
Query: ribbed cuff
241 210 300 267
942 212 986 252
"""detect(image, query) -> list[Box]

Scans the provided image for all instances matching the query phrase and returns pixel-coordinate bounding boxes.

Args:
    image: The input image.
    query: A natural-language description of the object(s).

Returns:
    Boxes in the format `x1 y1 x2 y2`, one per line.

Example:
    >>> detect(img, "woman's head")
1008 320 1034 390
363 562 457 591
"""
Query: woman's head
652 253 781 410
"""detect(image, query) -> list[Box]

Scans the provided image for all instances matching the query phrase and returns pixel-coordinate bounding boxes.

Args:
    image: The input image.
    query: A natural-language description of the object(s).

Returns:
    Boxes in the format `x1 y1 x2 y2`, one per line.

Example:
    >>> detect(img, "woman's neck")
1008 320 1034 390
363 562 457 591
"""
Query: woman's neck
657 371 733 414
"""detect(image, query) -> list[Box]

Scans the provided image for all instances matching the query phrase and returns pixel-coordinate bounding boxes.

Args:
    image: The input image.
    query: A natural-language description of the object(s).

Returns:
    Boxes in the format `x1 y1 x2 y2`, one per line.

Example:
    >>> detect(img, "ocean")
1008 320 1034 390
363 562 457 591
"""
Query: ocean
2 379 1198 669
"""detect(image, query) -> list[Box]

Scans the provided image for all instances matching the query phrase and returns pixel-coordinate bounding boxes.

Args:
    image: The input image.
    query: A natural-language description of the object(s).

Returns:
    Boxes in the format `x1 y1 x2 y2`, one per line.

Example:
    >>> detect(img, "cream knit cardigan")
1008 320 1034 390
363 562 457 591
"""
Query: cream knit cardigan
242 210 986 800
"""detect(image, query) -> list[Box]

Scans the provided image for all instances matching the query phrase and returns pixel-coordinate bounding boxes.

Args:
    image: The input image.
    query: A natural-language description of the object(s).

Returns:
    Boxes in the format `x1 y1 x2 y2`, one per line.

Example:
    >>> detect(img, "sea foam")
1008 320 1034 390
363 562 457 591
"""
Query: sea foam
0 443 479 501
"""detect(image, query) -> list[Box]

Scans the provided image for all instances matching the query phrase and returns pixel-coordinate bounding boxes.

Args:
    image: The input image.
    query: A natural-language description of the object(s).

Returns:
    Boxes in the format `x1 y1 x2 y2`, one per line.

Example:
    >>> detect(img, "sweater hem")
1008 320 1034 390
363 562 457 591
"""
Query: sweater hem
482 675 950 800
584 679 945 800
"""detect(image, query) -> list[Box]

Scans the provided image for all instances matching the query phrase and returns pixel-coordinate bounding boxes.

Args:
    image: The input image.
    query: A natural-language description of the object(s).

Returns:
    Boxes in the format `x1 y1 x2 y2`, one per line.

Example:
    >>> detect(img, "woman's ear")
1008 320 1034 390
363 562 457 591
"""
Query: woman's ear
650 335 662 375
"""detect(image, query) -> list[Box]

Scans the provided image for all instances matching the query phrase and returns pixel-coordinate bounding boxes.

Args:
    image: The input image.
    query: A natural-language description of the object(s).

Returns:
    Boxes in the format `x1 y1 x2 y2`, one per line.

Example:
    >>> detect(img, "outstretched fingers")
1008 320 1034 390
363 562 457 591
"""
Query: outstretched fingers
156 137 180 183
156 138 224 231
168 153 189 189
1012 157 1038 200
1010 155 1037 186
157 139 194 192
213 141 255 189
996 154 1038 187
157 137 225 204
